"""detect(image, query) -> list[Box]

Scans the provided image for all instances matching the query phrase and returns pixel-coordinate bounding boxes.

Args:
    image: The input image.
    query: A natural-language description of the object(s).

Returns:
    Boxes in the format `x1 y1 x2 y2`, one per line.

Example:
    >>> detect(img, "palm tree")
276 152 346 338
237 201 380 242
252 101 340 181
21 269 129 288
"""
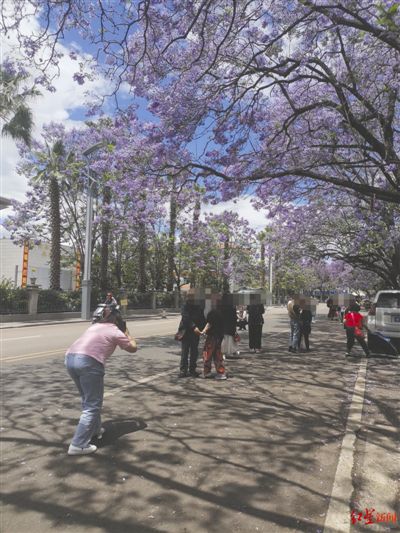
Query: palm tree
0 62 39 146
34 140 73 290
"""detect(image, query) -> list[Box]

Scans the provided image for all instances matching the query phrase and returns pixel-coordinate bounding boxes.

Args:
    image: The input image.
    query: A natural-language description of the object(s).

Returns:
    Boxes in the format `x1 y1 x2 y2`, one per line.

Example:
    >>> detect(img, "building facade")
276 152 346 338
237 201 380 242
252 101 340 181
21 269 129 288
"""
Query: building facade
0 239 76 290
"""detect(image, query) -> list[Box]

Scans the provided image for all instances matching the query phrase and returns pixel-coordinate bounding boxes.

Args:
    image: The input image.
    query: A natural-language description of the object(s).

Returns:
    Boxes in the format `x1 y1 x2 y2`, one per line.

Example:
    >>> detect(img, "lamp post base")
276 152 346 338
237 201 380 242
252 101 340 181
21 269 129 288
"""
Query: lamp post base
81 280 92 320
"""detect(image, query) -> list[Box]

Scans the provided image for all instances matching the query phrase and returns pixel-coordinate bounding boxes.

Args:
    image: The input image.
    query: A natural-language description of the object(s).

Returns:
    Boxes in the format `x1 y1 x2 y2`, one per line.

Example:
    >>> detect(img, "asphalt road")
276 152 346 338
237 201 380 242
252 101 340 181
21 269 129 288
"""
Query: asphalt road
0 307 398 533
0 317 182 364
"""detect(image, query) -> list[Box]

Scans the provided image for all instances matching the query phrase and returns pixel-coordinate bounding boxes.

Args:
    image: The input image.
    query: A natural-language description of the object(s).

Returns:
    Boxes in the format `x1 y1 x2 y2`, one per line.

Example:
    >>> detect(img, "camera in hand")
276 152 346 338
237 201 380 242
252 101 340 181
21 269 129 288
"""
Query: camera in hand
93 303 126 332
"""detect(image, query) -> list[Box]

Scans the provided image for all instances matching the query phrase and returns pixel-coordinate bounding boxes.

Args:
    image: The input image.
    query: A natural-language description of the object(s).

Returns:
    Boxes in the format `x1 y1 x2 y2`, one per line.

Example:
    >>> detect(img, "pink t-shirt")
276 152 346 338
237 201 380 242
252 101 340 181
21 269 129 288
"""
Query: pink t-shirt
66 322 132 365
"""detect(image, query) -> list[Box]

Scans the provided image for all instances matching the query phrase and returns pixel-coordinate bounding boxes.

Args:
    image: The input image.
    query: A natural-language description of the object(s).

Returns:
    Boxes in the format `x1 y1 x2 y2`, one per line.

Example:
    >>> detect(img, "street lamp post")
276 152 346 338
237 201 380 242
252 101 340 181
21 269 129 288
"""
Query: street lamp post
268 255 273 303
81 142 106 320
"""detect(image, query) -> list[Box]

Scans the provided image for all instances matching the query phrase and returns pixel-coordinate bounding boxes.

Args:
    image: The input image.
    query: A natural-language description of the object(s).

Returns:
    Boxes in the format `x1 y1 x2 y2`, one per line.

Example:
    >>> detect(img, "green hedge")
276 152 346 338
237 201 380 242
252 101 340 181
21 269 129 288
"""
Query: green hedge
37 290 81 312
37 289 104 312
0 284 29 314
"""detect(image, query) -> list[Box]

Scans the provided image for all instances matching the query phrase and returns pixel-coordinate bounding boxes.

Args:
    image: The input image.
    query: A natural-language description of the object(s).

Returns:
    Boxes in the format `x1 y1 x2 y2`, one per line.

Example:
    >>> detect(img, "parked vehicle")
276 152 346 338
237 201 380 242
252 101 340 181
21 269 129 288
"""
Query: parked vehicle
92 303 107 324
367 291 400 355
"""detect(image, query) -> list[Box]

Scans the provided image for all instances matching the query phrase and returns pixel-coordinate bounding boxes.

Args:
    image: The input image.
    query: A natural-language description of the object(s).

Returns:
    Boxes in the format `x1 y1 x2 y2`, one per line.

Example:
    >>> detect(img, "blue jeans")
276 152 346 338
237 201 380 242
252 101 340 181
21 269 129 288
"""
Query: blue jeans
65 354 105 448
290 319 300 349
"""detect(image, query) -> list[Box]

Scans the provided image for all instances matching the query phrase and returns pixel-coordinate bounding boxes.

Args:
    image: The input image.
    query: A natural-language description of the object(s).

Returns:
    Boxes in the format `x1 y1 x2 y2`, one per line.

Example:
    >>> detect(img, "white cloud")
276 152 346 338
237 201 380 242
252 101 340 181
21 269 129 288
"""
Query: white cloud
203 197 270 231
0 11 110 202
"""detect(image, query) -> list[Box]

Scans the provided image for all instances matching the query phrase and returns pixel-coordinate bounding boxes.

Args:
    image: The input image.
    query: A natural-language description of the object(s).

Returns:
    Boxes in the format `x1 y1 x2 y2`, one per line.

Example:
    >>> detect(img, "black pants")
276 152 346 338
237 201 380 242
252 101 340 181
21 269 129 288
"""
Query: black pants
298 330 310 350
180 334 200 372
249 324 263 349
346 327 369 355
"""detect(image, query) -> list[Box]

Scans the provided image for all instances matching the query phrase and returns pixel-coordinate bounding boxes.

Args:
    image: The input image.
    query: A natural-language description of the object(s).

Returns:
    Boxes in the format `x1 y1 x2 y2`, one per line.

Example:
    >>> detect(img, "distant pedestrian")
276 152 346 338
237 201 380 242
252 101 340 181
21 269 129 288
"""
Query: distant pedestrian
105 292 118 306
343 303 370 357
200 299 226 379
177 291 206 377
287 296 300 352
65 307 137 455
237 306 248 331
247 300 265 353
298 300 312 352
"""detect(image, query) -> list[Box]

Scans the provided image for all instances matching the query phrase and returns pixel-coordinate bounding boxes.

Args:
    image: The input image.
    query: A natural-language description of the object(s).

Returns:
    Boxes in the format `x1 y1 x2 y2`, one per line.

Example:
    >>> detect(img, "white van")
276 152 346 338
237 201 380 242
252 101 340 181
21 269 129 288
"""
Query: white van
367 290 400 354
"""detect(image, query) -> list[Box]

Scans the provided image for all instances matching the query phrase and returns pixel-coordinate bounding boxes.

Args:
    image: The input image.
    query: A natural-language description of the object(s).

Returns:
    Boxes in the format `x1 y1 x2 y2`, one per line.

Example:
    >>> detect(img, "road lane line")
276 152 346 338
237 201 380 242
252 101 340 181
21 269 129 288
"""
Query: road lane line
1 331 178 363
2 350 66 363
323 359 368 533
1 335 41 342
1 347 64 359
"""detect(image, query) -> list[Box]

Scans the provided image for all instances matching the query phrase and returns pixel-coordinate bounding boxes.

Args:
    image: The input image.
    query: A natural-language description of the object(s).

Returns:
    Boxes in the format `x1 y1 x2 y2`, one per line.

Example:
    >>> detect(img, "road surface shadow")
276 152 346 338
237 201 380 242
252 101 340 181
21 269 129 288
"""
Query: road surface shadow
1 317 398 533
94 418 147 448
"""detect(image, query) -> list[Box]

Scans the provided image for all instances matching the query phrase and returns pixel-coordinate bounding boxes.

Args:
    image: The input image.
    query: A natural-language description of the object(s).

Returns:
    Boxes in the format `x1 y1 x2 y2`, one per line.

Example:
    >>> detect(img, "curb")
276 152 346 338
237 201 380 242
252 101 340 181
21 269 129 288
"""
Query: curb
0 313 181 329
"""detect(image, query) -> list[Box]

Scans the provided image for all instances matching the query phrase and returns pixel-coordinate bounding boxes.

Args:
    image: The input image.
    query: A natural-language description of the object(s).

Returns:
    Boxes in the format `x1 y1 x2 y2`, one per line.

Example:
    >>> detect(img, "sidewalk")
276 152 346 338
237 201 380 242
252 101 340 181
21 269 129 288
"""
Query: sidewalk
0 309 181 329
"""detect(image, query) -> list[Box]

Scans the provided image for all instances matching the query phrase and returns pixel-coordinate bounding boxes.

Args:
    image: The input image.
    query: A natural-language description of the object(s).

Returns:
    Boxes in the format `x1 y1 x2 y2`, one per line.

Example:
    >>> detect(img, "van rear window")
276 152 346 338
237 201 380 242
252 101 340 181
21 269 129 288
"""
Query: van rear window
376 293 400 308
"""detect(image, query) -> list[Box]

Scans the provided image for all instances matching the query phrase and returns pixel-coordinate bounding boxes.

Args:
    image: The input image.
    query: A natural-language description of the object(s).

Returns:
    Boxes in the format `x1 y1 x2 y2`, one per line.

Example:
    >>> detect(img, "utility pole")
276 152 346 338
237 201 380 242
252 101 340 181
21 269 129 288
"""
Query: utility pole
269 255 273 304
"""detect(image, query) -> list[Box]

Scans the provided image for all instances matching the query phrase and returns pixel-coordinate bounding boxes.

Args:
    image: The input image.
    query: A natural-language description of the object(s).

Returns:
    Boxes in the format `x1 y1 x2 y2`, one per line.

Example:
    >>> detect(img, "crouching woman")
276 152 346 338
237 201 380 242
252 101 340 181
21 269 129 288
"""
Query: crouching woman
65 308 137 455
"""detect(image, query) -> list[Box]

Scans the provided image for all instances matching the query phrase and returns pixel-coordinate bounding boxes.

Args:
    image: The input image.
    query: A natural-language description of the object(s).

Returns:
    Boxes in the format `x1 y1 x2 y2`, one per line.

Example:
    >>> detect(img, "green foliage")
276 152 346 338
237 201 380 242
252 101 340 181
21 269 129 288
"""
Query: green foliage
377 2 399 30
0 64 39 146
0 279 29 314
37 290 82 312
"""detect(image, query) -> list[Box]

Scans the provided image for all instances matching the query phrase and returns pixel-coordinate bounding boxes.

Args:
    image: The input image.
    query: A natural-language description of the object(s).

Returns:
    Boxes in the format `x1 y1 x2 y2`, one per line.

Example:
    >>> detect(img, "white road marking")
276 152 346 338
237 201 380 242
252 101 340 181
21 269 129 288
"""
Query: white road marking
323 359 368 533
1 331 178 363
1 335 41 342
1 349 65 363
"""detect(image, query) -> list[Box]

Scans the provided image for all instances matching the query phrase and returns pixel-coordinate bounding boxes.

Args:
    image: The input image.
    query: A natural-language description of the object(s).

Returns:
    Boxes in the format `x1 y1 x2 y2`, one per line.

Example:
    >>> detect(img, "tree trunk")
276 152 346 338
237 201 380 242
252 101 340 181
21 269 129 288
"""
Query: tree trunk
222 235 230 293
260 241 266 288
166 186 177 292
138 222 147 293
49 176 61 290
190 198 201 287
113 233 124 288
100 186 111 290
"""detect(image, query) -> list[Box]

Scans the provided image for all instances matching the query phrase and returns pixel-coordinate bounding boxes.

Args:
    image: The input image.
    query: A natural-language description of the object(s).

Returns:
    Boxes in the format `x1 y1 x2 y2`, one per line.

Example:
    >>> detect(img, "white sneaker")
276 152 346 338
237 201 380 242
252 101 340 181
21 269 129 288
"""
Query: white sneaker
68 444 97 456
215 373 227 380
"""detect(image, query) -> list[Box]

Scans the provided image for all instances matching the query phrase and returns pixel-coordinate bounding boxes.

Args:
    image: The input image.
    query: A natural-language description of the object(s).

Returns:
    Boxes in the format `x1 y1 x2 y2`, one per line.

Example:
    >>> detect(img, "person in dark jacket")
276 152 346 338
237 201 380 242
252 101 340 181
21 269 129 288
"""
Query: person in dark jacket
178 291 206 377
298 300 312 351
247 299 265 353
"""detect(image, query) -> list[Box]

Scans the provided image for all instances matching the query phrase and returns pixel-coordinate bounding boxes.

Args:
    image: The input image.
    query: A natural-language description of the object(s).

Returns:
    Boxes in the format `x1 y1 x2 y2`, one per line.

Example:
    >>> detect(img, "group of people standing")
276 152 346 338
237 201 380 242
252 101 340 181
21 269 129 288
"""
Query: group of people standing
63 289 373 456
288 295 370 357
287 297 313 352
177 291 265 380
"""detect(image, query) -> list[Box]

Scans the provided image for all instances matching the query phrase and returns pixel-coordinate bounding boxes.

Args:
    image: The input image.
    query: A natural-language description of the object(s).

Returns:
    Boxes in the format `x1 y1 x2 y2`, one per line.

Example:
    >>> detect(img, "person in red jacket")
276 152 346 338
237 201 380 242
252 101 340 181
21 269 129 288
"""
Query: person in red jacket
343 303 370 357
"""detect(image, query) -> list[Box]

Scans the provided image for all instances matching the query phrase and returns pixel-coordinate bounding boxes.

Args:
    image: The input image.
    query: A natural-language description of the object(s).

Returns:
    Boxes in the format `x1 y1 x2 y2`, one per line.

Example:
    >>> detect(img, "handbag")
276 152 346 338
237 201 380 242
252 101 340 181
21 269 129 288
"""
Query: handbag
354 326 364 339
174 329 185 341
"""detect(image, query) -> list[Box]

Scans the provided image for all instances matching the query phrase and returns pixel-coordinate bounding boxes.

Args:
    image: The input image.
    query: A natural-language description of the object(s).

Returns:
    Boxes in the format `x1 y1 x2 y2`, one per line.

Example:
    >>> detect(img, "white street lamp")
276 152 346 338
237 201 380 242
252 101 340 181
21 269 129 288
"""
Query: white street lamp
81 142 107 320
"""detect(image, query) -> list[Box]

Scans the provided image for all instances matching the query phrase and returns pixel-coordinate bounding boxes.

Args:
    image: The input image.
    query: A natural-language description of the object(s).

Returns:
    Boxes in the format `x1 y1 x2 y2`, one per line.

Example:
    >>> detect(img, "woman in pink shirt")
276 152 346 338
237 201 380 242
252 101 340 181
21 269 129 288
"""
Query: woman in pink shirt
65 307 137 455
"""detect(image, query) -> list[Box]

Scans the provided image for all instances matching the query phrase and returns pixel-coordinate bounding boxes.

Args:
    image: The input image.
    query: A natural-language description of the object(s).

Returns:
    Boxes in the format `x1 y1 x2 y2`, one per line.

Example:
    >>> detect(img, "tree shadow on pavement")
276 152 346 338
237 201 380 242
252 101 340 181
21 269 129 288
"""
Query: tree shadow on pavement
94 418 147 448
1 317 398 533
